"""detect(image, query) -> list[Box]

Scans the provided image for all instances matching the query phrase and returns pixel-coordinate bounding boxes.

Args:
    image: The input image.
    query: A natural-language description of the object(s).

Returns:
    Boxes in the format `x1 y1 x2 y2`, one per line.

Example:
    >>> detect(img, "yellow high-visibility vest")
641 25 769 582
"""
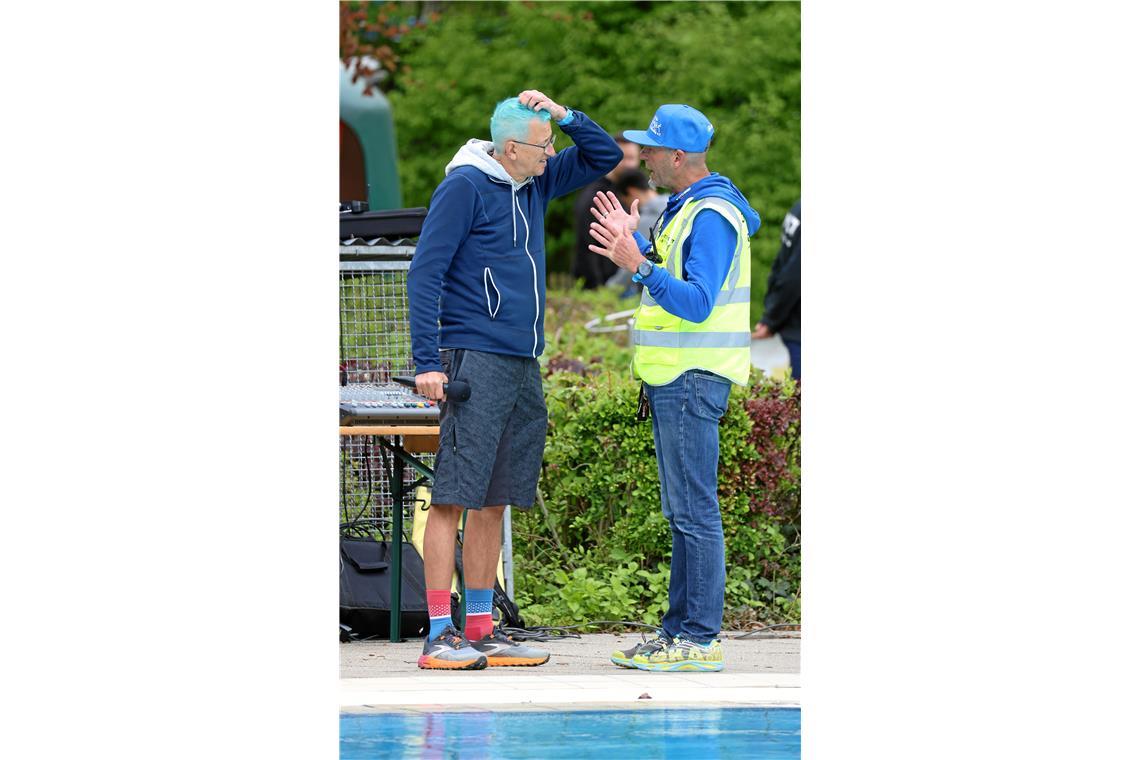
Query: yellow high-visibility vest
632 196 752 386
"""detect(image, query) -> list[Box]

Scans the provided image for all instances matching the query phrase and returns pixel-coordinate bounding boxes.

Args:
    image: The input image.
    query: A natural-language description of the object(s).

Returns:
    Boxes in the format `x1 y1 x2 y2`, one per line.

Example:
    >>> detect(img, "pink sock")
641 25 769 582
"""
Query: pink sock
426 589 453 640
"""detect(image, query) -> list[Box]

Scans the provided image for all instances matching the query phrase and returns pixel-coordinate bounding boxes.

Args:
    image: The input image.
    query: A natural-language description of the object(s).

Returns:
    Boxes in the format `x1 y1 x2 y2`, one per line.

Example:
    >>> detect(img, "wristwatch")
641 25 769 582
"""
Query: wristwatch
632 259 655 283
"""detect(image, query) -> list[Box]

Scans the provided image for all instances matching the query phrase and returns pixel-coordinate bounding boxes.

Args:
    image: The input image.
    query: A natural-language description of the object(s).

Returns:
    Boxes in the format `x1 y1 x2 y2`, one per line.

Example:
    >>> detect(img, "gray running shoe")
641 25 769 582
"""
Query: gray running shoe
469 629 550 667
611 632 672 668
417 625 488 670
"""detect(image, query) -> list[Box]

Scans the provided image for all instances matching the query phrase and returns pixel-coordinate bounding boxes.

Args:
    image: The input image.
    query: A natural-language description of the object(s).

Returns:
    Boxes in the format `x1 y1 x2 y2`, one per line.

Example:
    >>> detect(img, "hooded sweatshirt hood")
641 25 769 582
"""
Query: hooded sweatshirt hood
667 173 762 236
445 139 533 244
445 139 531 190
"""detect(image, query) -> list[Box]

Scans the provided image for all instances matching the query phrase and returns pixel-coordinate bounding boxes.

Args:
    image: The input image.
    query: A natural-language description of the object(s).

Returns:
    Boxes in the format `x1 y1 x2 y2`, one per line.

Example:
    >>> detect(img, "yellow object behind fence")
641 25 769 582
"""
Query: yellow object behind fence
411 485 505 593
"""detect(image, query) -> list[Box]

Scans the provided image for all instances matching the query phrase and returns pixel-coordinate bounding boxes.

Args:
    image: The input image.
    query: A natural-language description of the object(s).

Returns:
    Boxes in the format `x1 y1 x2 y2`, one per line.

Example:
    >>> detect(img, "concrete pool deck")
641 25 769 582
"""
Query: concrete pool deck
341 631 800 712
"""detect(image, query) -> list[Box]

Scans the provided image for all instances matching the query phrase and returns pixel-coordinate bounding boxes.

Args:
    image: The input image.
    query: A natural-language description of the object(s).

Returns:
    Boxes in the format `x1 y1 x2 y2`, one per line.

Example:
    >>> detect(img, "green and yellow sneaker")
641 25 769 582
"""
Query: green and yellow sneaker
610 632 671 669
632 637 725 672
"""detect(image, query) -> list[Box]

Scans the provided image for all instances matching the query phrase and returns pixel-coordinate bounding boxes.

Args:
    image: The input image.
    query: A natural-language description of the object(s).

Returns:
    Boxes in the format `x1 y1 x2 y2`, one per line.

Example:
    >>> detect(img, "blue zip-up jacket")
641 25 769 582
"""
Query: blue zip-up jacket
634 174 762 323
408 110 621 374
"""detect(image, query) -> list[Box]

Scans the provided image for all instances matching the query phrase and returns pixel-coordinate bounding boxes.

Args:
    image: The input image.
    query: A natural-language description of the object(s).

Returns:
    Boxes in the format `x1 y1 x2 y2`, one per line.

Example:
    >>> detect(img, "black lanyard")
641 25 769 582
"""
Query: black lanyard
646 207 667 264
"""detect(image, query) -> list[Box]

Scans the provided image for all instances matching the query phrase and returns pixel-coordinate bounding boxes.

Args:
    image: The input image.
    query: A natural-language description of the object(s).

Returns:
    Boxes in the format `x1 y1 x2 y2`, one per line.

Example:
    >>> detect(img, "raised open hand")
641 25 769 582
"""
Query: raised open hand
587 219 618 261
589 190 639 234
588 216 643 273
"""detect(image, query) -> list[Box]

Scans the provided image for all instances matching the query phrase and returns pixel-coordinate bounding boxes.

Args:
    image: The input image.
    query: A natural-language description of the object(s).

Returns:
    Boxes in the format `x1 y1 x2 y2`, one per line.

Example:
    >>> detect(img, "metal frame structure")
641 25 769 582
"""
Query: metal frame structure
339 249 427 546
339 244 516 640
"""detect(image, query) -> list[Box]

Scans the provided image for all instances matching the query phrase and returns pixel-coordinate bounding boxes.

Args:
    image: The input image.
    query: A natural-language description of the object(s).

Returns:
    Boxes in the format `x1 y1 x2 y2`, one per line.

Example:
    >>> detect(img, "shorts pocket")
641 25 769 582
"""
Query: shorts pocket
440 348 468 380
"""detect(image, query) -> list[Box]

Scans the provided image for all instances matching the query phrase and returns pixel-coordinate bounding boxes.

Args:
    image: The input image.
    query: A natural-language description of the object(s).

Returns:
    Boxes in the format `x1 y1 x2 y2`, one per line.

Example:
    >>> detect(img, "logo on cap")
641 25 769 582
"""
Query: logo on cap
649 116 662 136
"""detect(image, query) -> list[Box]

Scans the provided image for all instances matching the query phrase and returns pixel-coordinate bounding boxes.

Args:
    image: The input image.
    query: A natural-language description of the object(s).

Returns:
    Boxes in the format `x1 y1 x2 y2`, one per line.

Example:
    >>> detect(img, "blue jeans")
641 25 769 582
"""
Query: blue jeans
646 369 732 644
783 338 801 381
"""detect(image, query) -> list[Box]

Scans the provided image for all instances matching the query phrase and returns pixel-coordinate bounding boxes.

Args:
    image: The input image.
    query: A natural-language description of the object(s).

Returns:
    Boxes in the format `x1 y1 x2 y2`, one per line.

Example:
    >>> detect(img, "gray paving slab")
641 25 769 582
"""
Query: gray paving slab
340 631 800 679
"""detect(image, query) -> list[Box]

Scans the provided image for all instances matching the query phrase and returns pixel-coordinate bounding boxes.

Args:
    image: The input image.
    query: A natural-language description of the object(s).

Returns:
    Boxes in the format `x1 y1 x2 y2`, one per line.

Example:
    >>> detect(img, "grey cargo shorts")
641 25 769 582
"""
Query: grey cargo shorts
430 348 547 510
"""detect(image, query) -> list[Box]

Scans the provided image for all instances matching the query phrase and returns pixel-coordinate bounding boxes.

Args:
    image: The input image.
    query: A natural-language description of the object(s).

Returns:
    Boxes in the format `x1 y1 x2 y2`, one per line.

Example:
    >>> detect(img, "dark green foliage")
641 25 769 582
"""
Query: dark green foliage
514 361 801 629
387 0 800 325
508 286 801 630
544 285 635 370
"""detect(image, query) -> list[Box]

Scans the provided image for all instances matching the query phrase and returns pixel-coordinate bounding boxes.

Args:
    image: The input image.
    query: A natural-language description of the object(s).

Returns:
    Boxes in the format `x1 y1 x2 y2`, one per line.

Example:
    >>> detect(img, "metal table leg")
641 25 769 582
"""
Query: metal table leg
389 442 405 642
373 435 436 643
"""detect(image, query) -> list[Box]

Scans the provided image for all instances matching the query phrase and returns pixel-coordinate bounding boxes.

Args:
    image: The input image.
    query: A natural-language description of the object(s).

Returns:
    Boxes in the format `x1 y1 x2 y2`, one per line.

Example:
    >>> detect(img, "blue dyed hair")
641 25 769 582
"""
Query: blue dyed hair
490 97 551 152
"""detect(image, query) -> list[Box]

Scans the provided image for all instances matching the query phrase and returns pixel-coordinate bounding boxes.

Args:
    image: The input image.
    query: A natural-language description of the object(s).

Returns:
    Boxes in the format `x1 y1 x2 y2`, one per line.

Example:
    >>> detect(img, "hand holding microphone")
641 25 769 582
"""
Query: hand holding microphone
396 374 471 402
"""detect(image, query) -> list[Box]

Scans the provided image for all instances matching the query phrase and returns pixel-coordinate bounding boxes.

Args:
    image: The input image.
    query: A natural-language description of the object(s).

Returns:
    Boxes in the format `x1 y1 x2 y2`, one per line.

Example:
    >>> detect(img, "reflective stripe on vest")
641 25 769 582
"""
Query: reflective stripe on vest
642 285 752 309
632 195 753 386
632 330 752 348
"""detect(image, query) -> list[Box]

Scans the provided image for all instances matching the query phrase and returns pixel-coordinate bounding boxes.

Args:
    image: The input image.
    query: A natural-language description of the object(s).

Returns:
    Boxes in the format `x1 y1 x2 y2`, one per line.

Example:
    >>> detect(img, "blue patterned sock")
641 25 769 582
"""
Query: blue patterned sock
463 588 494 641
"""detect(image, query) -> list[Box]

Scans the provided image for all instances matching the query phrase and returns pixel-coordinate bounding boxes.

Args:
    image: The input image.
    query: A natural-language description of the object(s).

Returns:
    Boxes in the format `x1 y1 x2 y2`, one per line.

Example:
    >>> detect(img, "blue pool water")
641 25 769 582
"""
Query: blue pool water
340 706 800 758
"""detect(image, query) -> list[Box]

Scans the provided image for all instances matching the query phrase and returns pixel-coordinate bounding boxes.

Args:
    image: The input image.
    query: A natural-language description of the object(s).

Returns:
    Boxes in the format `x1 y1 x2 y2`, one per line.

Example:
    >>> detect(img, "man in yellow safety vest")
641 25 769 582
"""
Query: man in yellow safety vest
587 104 761 672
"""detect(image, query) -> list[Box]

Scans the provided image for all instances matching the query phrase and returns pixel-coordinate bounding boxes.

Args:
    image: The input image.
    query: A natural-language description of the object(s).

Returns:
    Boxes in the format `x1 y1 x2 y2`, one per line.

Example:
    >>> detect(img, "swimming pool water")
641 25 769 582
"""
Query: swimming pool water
340 706 800 759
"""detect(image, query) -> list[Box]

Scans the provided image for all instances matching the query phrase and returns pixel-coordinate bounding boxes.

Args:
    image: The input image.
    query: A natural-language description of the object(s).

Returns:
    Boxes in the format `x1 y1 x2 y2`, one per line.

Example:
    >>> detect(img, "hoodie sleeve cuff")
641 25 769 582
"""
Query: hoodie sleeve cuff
557 108 575 126
640 263 667 289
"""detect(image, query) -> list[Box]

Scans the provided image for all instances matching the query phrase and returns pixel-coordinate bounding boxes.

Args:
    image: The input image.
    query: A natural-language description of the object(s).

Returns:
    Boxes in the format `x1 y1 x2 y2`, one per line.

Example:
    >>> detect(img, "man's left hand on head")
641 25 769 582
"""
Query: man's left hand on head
517 89 567 122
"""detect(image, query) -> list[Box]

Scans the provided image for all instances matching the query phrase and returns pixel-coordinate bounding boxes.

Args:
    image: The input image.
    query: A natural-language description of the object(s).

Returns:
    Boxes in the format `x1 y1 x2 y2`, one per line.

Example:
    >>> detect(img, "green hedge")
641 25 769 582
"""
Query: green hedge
507 286 801 630
515 356 801 629
388 0 800 327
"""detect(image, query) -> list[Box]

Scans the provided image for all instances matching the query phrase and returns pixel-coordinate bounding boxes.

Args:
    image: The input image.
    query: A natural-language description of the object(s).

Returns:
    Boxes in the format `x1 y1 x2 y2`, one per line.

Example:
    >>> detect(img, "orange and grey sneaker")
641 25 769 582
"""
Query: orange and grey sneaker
417 625 488 670
469 629 550 667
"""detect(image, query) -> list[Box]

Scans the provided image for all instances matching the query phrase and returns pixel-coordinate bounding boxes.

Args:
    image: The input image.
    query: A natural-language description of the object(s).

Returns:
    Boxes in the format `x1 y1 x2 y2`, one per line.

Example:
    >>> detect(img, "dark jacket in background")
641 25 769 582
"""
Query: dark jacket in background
761 199 801 342
572 178 619 288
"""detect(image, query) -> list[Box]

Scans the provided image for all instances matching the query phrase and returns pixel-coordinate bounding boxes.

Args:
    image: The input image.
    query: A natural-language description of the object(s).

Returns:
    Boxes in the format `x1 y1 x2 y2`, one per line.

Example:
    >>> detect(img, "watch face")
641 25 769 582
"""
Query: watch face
638 261 653 277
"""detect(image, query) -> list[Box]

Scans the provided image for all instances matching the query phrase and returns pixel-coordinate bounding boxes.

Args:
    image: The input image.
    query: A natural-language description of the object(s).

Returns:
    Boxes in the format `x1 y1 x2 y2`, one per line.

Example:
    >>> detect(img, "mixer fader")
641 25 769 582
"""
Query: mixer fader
339 383 440 425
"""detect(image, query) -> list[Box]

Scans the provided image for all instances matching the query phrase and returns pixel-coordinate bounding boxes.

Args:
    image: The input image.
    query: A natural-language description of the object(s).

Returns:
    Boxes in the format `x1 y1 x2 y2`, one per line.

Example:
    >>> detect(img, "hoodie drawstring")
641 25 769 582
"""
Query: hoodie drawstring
510 186 518 246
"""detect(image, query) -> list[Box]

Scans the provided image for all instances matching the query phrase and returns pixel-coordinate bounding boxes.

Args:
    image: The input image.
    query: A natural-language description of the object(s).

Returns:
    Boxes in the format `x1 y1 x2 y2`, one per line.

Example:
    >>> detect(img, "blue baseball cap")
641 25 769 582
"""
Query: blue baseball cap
623 104 715 152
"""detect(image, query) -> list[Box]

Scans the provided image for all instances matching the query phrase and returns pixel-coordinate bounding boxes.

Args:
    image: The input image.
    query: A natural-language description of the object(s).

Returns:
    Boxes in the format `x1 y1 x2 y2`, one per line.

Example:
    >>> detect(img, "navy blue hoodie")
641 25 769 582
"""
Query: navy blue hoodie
408 110 621 373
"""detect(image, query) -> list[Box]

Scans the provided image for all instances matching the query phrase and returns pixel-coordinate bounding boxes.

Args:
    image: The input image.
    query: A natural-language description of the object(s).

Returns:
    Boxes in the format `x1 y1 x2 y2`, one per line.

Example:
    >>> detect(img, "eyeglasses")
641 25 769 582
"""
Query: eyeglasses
513 135 556 151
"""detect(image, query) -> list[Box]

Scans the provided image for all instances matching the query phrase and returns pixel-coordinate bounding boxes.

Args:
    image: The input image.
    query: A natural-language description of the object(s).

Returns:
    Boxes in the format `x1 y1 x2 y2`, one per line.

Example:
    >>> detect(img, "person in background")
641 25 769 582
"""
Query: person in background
752 199 800 381
572 135 641 288
587 104 761 672
408 89 622 670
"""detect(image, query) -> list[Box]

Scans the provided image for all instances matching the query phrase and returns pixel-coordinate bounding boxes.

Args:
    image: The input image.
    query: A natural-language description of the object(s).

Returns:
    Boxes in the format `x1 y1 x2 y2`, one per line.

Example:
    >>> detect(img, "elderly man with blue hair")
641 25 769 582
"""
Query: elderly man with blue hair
408 89 621 670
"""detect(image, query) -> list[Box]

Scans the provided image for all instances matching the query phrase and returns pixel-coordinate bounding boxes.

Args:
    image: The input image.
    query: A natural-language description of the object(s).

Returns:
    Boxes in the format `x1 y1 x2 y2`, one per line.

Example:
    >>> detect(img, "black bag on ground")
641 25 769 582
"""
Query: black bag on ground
339 537 428 638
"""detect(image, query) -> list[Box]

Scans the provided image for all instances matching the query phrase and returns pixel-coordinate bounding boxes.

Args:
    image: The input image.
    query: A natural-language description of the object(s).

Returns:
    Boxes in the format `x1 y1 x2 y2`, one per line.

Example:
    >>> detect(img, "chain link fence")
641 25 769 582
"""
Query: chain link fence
340 247 424 539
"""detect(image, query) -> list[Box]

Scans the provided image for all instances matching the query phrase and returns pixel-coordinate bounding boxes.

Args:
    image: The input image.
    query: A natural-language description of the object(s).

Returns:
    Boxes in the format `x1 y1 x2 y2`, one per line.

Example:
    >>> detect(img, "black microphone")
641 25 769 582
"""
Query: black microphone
393 375 471 402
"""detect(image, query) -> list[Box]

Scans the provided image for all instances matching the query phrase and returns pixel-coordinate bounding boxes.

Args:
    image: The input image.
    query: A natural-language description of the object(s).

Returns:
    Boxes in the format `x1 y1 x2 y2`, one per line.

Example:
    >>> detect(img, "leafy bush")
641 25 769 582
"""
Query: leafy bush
542 284 636 372
507 291 801 629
